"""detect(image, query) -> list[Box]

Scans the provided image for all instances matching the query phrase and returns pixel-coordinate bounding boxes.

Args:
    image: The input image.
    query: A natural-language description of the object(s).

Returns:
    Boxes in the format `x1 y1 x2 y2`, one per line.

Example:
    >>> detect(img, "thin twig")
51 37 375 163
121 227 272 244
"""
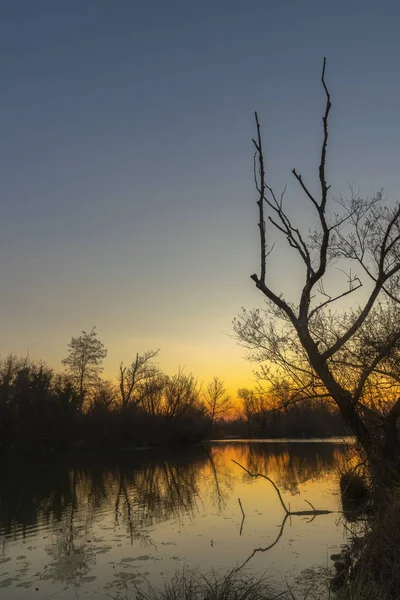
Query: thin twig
304 499 316 511
238 497 245 536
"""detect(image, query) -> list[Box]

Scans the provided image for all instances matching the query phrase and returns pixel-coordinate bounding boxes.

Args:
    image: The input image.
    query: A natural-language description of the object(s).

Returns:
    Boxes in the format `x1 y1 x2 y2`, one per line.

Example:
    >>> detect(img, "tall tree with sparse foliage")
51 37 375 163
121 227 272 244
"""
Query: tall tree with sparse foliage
62 327 107 411
204 376 232 426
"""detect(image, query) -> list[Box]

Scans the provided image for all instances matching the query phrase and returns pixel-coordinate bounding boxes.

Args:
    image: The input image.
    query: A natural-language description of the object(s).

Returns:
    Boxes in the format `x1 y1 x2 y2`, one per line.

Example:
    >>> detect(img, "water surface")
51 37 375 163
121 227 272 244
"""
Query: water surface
0 441 352 598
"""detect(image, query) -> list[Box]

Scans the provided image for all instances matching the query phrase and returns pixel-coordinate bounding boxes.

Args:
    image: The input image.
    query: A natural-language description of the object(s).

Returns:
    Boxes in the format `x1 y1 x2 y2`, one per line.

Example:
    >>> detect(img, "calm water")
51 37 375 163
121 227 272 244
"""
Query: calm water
0 440 353 599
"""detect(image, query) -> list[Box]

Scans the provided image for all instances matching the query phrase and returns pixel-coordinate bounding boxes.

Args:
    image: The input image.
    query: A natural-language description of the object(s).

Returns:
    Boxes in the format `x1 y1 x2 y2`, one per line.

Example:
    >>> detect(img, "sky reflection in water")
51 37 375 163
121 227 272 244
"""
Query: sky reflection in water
0 441 352 599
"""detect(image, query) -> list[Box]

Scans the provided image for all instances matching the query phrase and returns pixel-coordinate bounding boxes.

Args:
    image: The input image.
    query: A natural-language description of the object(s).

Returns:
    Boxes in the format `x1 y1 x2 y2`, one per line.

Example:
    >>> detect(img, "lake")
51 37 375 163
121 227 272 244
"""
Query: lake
0 440 354 599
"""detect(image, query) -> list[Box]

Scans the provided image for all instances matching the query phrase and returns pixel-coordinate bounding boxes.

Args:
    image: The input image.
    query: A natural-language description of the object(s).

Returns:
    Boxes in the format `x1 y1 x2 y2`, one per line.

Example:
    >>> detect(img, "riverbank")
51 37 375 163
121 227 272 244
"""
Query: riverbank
336 490 400 599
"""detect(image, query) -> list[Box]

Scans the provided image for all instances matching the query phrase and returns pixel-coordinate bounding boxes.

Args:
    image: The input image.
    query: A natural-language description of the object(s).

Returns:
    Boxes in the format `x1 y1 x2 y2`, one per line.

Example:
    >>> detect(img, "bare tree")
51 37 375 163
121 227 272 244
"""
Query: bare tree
118 349 160 408
234 58 400 479
237 386 292 435
162 369 200 421
204 376 232 426
89 380 117 413
237 388 257 433
62 327 107 411
140 371 166 416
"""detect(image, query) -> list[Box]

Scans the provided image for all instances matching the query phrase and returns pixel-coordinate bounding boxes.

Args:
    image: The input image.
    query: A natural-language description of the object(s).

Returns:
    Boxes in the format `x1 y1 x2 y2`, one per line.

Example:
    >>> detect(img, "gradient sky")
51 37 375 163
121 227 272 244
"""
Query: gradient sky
1 0 400 396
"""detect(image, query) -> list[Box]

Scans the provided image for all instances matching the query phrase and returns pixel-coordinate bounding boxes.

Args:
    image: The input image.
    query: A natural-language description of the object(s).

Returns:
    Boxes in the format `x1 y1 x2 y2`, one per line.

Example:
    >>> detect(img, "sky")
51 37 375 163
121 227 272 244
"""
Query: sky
1 0 400 396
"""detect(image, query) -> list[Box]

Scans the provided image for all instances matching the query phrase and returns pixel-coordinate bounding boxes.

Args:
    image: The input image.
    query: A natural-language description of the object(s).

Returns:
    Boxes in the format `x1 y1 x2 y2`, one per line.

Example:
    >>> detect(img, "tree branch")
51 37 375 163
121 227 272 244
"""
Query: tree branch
354 331 400 401
253 111 267 285
319 57 332 211
309 279 362 320
238 497 245 536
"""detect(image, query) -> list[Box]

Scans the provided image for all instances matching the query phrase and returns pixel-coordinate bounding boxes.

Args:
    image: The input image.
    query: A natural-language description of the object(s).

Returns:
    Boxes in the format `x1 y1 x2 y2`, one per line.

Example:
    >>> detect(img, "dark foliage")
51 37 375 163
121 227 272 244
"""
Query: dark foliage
0 355 207 453
0 354 350 454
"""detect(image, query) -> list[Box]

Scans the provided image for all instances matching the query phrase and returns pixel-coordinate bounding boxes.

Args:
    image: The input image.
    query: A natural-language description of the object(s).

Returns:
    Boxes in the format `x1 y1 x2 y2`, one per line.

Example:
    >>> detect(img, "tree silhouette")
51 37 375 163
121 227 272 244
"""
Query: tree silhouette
204 376 232 426
118 349 160 408
62 327 107 412
235 58 400 480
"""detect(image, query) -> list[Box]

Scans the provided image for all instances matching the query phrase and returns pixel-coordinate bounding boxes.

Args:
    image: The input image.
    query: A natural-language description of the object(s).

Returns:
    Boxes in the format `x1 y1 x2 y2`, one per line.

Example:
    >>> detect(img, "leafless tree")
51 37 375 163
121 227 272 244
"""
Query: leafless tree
204 376 232 426
139 371 166 416
234 58 400 478
162 369 201 421
237 387 267 434
89 380 117 413
118 349 160 408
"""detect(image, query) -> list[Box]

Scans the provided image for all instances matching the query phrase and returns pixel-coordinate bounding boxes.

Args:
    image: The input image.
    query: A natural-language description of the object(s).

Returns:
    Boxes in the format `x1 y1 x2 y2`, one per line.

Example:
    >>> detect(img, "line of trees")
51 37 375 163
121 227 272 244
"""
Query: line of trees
0 326 349 453
214 384 347 440
0 327 237 452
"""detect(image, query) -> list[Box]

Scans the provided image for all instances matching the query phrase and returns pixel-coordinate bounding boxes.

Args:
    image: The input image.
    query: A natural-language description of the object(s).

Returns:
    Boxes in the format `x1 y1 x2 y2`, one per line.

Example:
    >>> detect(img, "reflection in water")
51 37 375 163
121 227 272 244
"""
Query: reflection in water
0 441 351 596
232 458 337 569
0 448 208 540
227 441 348 494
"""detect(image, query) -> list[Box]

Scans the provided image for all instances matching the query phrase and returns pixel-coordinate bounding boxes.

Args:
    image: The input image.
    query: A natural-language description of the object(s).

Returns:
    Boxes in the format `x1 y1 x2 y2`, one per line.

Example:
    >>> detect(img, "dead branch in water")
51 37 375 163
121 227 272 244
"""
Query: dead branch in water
238 497 245 535
232 459 333 517
232 458 337 568
239 513 290 569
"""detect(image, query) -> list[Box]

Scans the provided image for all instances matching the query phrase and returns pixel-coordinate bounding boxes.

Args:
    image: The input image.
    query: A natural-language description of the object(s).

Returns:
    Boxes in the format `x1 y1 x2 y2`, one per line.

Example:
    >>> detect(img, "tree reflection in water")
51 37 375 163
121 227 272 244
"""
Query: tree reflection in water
216 441 349 494
0 442 351 589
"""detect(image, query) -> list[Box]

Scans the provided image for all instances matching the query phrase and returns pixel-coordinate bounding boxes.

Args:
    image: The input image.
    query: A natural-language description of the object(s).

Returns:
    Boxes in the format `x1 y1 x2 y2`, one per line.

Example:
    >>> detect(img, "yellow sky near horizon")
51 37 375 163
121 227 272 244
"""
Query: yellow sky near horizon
88 332 258 401
1 321 258 403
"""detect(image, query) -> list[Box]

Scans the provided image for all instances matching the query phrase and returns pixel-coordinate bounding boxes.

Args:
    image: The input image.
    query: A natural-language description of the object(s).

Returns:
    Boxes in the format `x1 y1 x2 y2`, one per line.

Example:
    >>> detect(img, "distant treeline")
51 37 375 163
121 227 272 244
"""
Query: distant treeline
0 329 348 453
213 399 348 440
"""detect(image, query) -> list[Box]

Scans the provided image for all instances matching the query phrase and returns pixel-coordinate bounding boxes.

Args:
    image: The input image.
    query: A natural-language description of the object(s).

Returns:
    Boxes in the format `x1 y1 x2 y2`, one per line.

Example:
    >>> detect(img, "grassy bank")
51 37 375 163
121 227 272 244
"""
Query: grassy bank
111 560 399 600
111 568 300 600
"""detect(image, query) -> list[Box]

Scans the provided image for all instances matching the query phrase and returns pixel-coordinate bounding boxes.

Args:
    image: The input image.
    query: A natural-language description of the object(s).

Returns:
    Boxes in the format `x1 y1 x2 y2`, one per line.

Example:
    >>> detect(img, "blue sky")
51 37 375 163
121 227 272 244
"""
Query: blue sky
1 0 400 393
